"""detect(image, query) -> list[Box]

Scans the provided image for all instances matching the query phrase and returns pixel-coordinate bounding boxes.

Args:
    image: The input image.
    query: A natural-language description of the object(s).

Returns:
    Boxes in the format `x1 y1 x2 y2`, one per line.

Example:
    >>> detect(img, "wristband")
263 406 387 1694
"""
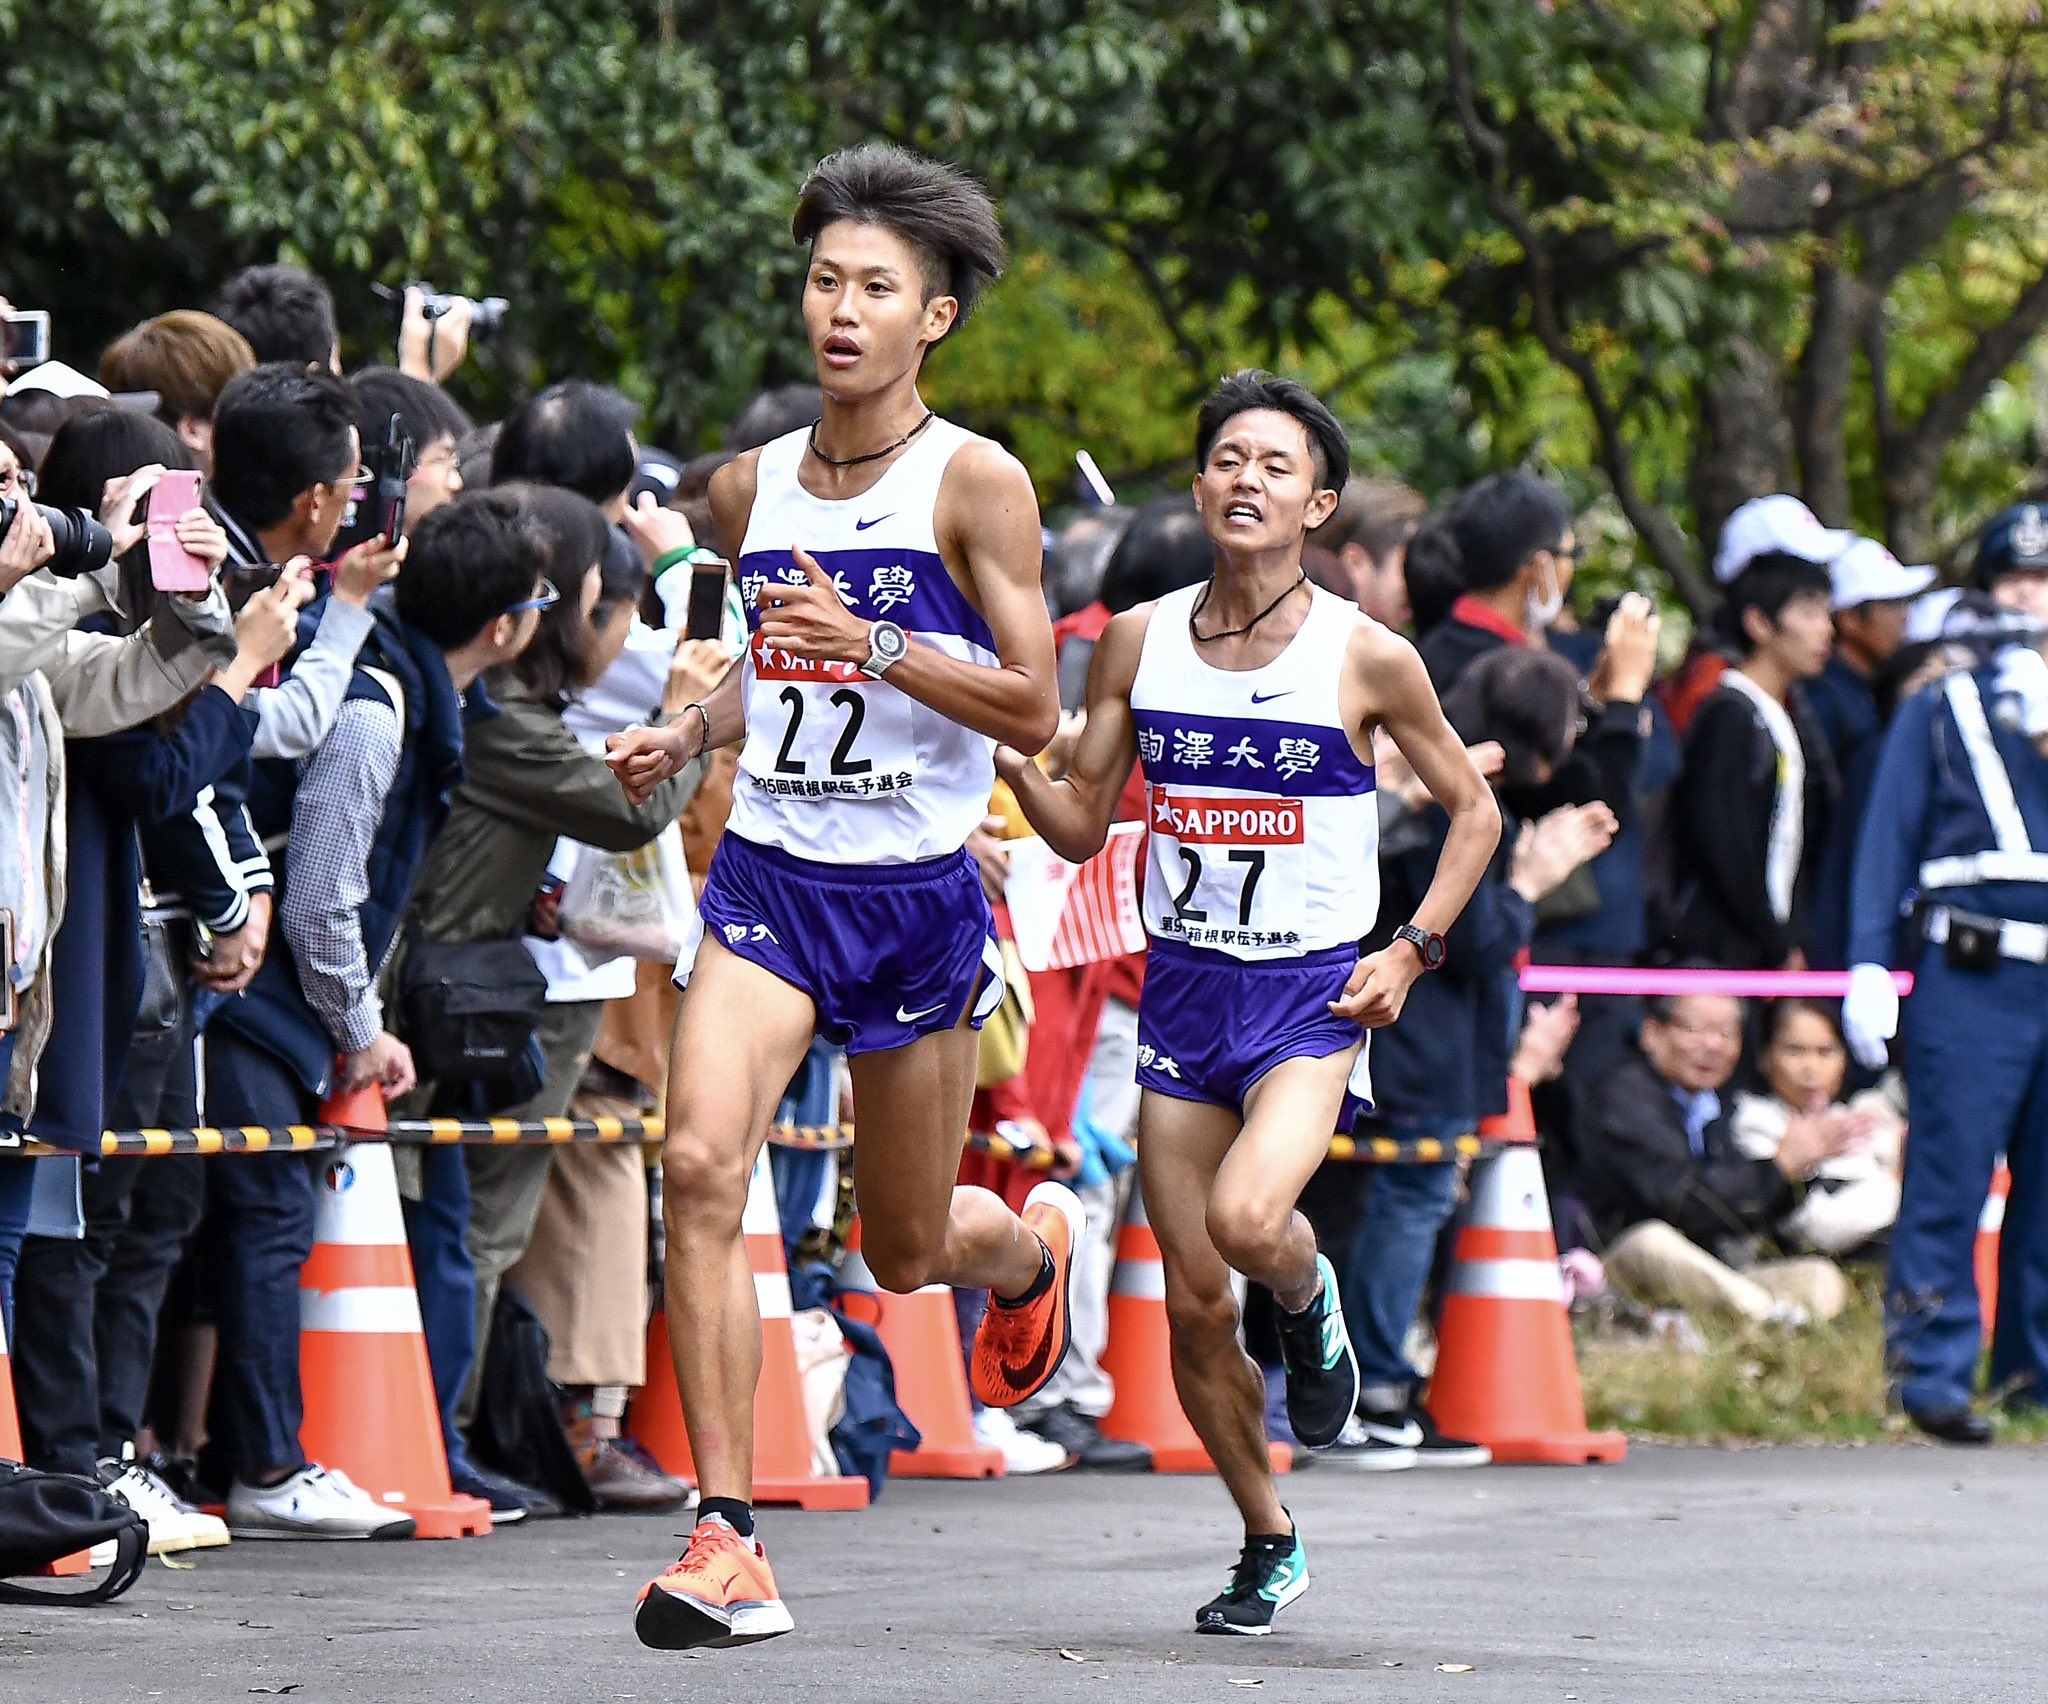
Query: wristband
652 545 722 578
684 700 711 755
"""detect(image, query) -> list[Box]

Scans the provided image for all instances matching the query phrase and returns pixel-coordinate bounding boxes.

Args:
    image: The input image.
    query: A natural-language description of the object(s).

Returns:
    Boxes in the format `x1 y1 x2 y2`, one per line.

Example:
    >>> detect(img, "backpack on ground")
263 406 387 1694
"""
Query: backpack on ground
0 1463 148 1604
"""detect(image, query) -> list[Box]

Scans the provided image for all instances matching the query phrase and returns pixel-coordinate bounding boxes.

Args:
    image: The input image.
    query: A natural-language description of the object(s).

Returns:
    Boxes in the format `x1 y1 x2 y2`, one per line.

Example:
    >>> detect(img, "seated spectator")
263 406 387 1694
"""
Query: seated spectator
1577 991 1863 1325
1668 553 1837 968
1729 1000 1902 1261
95 310 256 475
491 381 638 519
212 264 341 371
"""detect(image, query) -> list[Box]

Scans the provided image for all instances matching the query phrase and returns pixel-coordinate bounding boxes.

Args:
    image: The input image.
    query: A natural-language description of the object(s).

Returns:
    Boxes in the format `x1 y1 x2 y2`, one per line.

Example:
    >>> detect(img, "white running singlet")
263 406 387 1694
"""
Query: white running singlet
1128 582 1380 959
726 418 999 865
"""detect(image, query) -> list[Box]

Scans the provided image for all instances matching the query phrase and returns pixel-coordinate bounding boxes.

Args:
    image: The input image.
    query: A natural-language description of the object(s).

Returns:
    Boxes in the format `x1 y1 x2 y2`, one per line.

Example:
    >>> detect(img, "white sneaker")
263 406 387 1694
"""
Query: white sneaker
227 1464 417 1540
99 1441 230 1548
100 1455 230 1554
972 1405 1073 1474
1317 1414 1419 1471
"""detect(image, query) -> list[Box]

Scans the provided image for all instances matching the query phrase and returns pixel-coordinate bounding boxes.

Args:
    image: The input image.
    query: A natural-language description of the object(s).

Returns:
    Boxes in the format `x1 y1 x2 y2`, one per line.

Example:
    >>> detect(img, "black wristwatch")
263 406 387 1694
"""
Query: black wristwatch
1394 923 1447 971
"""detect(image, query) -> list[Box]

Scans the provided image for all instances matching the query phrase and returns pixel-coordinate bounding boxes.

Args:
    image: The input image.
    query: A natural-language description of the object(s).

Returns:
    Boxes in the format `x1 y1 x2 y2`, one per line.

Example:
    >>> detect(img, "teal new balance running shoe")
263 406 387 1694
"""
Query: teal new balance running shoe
1274 1252 1360 1449
1195 1526 1310 1635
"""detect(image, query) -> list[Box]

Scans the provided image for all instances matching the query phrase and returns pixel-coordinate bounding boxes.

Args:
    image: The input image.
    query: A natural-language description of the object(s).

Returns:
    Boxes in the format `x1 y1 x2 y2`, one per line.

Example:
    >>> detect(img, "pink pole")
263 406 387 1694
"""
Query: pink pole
1516 966 1915 999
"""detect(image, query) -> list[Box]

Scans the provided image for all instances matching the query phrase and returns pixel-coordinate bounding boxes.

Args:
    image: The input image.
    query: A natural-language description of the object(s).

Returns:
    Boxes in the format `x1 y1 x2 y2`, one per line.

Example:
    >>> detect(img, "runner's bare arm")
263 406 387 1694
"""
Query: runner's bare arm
1330 625 1500 1026
754 440 1059 753
605 454 757 801
997 608 1148 863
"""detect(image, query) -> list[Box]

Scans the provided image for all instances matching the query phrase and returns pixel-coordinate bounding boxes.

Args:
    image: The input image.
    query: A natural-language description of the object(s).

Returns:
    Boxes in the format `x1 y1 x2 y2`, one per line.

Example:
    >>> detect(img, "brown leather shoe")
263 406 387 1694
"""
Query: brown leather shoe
583 1438 694 1513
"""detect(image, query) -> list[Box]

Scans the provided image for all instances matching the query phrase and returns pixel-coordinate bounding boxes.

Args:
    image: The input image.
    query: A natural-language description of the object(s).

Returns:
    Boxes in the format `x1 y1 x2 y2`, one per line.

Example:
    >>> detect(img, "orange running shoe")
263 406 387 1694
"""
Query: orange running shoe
635 1514 795 1650
970 1181 1085 1408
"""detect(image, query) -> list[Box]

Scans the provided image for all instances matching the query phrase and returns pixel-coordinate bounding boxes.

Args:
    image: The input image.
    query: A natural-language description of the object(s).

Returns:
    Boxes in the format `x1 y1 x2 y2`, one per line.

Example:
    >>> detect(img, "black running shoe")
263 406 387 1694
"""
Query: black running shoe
1195 1527 1310 1636
1273 1253 1360 1449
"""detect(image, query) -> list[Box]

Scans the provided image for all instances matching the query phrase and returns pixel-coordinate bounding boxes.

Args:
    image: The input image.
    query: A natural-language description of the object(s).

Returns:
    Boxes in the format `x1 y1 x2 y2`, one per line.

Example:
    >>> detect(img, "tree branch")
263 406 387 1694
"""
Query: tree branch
1445 0 1712 616
1903 263 2048 476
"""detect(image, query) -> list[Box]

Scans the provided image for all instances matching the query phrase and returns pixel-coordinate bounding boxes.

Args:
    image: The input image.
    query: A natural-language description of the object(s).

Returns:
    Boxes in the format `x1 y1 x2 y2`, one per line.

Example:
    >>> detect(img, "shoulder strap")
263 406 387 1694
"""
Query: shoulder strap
1944 672 2031 855
359 663 408 733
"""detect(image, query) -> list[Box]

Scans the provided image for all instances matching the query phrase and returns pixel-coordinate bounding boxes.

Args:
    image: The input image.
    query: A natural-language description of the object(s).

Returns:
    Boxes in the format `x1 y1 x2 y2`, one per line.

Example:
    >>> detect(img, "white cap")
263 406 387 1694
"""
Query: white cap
6 359 109 402
1905 586 1965 645
1712 494 1853 584
1829 537 1936 610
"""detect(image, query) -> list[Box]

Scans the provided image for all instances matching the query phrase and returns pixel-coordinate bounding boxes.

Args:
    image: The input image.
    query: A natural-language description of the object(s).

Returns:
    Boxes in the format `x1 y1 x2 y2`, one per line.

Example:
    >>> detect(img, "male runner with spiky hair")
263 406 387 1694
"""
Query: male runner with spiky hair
609 145 1083 1651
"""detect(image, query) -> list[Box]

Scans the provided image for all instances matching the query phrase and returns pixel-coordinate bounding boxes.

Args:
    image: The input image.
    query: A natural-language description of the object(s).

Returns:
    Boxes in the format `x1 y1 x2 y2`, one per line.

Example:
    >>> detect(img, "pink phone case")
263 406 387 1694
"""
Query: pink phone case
146 471 211 592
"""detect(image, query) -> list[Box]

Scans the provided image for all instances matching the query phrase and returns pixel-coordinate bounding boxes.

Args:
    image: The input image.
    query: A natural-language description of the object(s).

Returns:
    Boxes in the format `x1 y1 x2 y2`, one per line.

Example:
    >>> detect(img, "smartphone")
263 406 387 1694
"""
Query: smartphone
1 311 49 375
1074 449 1116 508
370 411 416 547
685 557 729 642
146 471 211 592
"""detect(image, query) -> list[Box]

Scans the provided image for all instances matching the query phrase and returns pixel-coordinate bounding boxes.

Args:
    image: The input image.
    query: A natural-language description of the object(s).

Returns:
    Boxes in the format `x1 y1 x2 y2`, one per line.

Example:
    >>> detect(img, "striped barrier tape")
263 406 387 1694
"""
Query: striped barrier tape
18 1119 855 1160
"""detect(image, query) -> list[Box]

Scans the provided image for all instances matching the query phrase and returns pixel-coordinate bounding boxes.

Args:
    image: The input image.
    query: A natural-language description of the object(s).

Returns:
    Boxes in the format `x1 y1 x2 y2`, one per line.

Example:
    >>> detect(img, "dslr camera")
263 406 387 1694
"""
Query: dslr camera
374 281 509 342
0 498 115 578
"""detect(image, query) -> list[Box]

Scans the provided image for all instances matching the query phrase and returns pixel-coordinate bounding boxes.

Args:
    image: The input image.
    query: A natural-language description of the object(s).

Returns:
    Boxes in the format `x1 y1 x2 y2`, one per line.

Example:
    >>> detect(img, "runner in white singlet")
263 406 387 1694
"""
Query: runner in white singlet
607 146 1085 1655
1001 371 1500 1637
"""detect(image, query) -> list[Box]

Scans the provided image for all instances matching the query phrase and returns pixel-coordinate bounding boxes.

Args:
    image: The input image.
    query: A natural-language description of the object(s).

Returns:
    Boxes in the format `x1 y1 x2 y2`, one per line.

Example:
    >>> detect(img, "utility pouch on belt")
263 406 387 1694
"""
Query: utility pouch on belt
1944 915 2003 973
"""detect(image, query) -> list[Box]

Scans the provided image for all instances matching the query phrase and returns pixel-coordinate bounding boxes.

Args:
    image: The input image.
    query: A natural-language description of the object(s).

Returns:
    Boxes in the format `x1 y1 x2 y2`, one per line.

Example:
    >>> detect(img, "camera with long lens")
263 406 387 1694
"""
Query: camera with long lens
373 281 509 343
0 497 114 578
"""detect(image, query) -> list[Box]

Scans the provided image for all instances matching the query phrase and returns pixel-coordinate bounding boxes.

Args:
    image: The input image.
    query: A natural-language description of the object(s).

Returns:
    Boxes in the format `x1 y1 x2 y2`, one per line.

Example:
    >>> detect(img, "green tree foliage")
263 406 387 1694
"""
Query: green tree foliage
7 2 2048 605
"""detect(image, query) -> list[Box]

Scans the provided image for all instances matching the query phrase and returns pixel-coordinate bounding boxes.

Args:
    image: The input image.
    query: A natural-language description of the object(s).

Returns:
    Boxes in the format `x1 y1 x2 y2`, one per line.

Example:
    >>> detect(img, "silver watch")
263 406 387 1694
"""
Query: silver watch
858 619 910 679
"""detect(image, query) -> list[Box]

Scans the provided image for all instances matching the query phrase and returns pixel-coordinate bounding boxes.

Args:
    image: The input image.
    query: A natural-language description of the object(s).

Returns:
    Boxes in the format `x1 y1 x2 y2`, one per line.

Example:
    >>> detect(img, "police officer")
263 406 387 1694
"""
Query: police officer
1844 505 2048 1443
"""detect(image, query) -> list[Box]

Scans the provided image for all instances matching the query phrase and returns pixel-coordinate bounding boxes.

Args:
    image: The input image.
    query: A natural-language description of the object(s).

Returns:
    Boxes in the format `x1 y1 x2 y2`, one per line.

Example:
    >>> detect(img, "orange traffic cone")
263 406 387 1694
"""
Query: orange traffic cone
840 1217 1003 1478
634 1150 867 1509
1099 1191 1290 1474
1427 1143 1625 1464
0 1310 87 1576
1477 1073 1536 1143
1978 1161 2010 1339
297 1083 490 1538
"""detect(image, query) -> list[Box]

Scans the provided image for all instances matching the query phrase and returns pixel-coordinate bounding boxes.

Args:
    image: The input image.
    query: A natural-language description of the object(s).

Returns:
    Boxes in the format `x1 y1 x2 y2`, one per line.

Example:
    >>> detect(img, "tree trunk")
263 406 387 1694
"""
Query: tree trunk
1690 338 1796 587
1793 261 1859 526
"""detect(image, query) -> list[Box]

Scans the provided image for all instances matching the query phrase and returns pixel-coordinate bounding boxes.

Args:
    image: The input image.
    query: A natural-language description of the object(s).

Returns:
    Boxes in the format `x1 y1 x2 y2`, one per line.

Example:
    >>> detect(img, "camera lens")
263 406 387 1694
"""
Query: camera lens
39 504 115 578
469 297 509 340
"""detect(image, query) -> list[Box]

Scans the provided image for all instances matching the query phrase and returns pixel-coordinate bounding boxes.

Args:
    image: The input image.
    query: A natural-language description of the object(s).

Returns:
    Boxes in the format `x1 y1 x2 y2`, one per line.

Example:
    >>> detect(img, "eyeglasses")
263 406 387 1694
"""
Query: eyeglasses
505 578 559 615
0 464 34 498
326 469 375 496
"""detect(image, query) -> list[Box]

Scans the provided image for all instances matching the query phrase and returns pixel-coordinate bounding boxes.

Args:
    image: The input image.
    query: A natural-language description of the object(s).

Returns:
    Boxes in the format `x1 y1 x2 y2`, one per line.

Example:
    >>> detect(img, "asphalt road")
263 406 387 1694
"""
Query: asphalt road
7 1444 2045 1704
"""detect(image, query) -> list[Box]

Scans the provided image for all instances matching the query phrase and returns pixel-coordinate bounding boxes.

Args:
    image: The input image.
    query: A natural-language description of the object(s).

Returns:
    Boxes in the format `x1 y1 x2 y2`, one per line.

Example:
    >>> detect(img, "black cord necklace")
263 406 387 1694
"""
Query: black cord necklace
1190 572 1307 644
807 409 935 469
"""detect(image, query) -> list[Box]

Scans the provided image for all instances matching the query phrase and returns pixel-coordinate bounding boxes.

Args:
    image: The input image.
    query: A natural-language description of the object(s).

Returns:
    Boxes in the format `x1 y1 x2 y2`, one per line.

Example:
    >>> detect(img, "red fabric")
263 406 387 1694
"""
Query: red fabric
1659 648 1730 737
1449 594 1528 647
1054 600 1114 649
1019 962 1113 1146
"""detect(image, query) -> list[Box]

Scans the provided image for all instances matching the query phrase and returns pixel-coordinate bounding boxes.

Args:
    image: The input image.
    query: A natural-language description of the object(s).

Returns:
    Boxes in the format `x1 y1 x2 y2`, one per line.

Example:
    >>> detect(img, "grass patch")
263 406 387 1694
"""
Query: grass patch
1576 1272 2048 1444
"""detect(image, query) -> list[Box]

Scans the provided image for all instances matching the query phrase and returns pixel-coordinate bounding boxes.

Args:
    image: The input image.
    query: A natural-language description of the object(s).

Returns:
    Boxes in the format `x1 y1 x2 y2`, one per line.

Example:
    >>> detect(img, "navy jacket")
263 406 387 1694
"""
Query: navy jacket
1364 804 1535 1126
215 597 470 1099
1851 660 2048 966
32 689 253 1151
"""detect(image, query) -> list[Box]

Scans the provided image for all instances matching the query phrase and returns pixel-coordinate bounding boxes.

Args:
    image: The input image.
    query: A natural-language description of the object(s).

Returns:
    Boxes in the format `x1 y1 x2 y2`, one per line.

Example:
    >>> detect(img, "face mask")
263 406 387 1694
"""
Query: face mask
1526 558 1564 632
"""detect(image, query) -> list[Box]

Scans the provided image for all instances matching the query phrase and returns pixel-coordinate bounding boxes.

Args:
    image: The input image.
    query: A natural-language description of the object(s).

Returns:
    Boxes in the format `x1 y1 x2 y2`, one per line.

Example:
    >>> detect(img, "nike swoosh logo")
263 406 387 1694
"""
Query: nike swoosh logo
1249 689 1294 704
896 1001 947 1024
854 514 894 531
1001 1284 1065 1395
1360 1418 1423 1449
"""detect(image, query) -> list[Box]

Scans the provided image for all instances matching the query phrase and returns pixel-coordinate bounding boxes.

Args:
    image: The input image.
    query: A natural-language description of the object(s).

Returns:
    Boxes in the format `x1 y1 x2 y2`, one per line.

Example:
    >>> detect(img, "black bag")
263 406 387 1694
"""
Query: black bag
467 1287 595 1517
397 937 549 1087
0 1464 148 1604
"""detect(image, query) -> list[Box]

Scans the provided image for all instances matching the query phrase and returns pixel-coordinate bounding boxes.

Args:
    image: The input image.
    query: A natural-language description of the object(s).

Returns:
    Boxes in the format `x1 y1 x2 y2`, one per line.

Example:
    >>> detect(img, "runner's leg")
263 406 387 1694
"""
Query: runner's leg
1140 1092 1288 1536
1209 1048 1360 1312
845 1018 1044 1299
659 938 818 1503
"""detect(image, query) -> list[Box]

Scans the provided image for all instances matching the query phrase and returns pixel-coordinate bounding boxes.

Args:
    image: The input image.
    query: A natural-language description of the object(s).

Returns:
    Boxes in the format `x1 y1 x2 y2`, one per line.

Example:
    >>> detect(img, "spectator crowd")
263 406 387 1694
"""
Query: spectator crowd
0 247 2031 1557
